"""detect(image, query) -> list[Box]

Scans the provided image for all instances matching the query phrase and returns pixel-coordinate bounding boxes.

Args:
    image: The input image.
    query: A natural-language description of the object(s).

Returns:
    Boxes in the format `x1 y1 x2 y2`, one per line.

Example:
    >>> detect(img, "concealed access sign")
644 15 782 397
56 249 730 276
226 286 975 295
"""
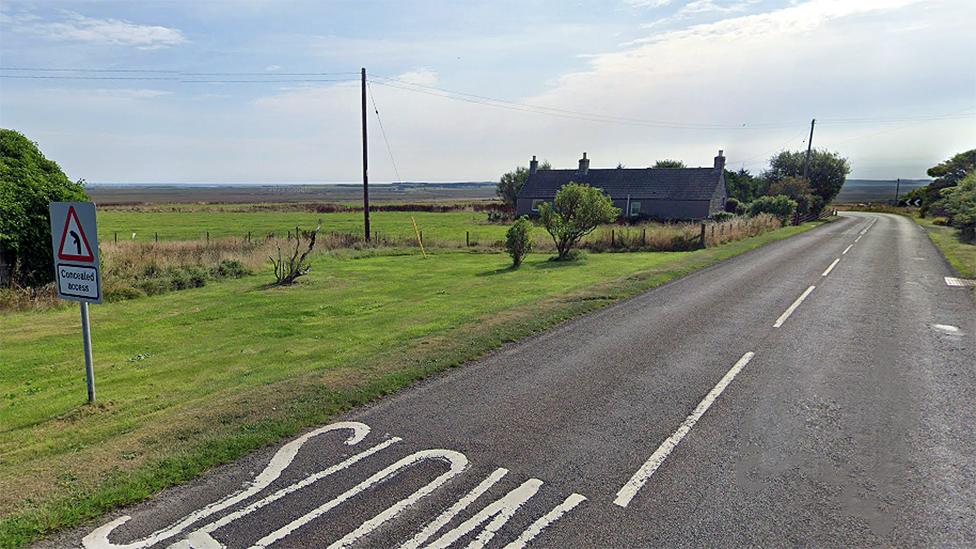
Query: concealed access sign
49 202 101 303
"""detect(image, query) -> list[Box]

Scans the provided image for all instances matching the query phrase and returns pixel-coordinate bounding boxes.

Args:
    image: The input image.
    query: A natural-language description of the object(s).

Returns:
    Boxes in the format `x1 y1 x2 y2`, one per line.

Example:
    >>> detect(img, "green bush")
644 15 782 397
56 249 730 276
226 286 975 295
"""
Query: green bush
104 283 146 302
213 259 250 279
0 129 88 286
724 197 741 214
135 278 171 296
748 195 797 224
711 211 735 222
505 216 533 267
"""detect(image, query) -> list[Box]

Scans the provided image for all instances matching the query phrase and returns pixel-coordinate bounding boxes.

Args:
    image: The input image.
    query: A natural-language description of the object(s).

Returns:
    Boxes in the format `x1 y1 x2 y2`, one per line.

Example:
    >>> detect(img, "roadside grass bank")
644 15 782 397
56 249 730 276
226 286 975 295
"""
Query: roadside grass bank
913 216 976 283
0 220 825 547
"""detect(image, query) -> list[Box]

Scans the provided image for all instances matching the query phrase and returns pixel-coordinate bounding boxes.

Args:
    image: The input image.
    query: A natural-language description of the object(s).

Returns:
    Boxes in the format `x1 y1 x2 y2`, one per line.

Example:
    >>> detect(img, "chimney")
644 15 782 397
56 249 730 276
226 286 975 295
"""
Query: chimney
578 152 590 175
714 149 726 172
529 155 539 175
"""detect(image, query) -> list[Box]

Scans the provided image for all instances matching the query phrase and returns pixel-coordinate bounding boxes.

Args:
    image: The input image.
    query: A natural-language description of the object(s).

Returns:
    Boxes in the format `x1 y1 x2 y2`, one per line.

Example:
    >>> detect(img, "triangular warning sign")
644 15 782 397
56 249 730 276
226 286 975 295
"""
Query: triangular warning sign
57 206 95 262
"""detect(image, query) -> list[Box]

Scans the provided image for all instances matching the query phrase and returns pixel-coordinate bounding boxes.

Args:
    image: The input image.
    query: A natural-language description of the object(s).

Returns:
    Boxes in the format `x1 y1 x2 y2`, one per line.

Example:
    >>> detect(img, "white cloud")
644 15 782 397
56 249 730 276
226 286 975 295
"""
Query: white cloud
395 69 439 86
265 65 281 72
9 11 186 49
624 0 674 7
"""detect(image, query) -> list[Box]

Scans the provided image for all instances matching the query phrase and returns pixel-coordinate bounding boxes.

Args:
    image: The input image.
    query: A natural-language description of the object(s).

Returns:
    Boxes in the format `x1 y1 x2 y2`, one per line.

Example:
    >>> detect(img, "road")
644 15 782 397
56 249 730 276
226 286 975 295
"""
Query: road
60 212 976 548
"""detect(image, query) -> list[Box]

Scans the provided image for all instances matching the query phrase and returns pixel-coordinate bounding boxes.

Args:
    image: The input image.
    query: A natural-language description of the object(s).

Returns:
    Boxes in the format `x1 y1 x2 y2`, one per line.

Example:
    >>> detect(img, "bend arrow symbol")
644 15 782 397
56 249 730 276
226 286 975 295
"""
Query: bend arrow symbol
70 231 81 255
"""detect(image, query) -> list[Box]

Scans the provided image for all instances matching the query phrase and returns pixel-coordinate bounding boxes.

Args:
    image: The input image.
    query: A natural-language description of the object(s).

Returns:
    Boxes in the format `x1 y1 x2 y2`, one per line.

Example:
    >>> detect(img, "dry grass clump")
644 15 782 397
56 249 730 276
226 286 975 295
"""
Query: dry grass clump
0 283 65 313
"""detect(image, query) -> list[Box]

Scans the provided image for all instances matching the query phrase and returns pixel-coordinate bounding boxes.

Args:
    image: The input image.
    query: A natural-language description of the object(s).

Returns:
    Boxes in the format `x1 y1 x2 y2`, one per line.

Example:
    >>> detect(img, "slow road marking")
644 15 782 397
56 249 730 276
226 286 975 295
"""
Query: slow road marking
84 421 585 549
614 352 756 508
773 286 816 328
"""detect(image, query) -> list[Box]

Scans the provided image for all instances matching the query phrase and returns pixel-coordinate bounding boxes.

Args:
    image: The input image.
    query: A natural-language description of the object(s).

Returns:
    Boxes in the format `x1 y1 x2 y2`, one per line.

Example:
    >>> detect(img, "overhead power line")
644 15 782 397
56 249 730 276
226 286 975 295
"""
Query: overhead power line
366 81 403 184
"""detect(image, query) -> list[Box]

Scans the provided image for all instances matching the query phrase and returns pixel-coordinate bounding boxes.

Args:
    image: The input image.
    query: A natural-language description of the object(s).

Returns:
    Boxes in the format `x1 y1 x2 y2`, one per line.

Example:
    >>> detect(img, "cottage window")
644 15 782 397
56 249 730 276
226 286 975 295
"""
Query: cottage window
531 199 546 212
629 201 642 217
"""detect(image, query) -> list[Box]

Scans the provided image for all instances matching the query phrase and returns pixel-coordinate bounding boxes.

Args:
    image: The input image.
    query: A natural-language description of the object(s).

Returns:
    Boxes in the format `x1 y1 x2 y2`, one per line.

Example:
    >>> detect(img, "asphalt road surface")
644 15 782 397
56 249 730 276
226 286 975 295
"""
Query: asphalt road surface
55 213 976 548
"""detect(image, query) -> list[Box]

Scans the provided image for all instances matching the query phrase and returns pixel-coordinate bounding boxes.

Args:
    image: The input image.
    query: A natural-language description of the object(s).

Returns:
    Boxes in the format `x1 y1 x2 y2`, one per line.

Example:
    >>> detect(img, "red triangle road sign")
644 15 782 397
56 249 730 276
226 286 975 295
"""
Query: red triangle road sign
57 206 96 262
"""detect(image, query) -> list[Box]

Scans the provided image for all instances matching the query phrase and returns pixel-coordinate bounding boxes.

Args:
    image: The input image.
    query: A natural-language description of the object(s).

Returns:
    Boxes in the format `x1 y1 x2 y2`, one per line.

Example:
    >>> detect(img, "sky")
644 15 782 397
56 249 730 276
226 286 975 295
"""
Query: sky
0 0 974 183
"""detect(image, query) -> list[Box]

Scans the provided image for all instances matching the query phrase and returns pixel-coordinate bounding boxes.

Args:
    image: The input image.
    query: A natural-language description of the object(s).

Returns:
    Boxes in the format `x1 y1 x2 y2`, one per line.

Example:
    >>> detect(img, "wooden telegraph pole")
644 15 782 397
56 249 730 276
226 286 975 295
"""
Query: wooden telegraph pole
802 118 816 180
361 67 371 242
894 177 901 204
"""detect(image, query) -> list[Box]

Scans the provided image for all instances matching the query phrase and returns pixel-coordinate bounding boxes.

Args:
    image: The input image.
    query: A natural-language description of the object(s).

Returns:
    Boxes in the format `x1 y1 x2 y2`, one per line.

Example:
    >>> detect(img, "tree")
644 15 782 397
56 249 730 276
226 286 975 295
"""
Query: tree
747 195 797 225
763 149 850 205
918 149 976 216
932 171 976 241
505 216 533 267
653 159 685 168
496 161 550 210
496 166 528 210
766 176 821 215
724 168 761 202
538 183 620 260
0 128 88 286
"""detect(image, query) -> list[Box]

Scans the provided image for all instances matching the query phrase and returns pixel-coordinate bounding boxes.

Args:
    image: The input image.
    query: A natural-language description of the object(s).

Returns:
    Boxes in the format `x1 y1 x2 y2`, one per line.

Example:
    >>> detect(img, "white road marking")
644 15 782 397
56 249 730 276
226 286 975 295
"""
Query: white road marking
502 493 587 549
613 352 756 508
773 286 816 328
821 258 841 277
842 244 853 255
181 437 402 548
252 449 468 548
400 468 509 549
945 276 976 287
932 324 962 335
424 479 543 549
84 422 372 549
854 234 863 243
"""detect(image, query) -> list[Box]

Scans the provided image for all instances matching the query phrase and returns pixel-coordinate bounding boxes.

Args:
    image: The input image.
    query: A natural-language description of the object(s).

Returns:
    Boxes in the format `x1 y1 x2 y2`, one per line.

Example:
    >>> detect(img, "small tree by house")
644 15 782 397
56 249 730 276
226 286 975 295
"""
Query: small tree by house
539 183 620 260
766 176 822 215
505 216 533 267
748 195 797 225
497 160 551 210
269 222 321 285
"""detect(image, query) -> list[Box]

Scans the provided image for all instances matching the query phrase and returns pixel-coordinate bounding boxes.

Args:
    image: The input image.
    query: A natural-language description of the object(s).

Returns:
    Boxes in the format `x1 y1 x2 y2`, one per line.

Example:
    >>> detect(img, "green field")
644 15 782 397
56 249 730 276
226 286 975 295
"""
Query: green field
0 220 822 546
97 210 509 245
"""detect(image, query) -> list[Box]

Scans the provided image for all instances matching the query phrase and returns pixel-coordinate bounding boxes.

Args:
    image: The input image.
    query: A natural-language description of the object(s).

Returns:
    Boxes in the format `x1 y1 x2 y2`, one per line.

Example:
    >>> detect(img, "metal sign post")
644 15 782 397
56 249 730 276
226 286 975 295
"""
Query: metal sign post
49 201 102 403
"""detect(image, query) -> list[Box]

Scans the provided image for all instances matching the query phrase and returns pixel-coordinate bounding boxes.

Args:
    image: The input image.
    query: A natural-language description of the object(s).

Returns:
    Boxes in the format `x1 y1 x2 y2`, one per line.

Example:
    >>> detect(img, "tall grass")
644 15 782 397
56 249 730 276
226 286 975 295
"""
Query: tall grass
582 214 782 252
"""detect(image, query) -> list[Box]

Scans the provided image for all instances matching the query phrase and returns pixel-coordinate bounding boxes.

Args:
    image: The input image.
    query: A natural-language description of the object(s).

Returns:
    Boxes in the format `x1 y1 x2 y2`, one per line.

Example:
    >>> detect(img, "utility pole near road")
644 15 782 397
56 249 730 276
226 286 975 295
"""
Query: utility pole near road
894 178 901 204
361 67 371 242
803 118 815 180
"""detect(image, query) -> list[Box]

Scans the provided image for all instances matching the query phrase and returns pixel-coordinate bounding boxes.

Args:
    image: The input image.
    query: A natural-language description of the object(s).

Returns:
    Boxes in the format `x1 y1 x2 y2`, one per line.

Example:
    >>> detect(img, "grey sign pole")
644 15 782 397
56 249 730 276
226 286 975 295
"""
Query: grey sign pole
49 201 102 404
80 302 96 402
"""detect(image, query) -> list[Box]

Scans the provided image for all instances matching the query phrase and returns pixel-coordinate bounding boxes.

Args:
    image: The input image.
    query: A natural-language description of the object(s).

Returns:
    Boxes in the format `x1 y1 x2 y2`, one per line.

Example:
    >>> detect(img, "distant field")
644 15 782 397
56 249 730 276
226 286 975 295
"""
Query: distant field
86 182 497 205
97 210 511 245
834 179 929 202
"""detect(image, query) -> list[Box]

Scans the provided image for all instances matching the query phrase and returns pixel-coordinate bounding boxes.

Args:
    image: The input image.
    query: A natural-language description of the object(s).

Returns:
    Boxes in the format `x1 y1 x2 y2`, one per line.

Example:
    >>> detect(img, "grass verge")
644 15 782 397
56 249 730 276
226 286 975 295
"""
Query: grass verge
0 220 824 547
913 216 976 290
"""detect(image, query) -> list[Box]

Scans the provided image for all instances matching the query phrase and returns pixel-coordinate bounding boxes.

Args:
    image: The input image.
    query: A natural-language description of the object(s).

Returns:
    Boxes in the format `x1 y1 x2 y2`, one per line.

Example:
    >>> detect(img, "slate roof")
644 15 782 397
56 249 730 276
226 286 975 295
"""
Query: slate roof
518 167 722 201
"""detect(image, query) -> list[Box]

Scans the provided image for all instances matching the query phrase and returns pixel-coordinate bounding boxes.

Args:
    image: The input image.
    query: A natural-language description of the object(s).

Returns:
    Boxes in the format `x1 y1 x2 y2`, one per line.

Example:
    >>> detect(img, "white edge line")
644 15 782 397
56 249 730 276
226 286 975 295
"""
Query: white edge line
821 258 840 277
773 285 816 328
613 351 755 508
842 244 853 255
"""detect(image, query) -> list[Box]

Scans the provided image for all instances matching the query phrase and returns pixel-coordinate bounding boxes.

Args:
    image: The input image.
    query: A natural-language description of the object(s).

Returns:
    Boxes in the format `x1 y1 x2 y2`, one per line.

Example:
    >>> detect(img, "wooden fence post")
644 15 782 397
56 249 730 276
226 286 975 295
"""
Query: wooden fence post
206 231 209 243
155 232 158 242
466 231 470 246
611 229 615 247
700 223 706 248
114 232 118 244
642 228 646 247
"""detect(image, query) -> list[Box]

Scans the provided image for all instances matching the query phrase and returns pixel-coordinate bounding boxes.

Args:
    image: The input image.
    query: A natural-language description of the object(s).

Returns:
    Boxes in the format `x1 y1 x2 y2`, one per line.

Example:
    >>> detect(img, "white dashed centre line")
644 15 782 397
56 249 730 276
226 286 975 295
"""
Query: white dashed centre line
821 258 840 277
842 244 853 255
773 286 816 328
613 352 756 508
